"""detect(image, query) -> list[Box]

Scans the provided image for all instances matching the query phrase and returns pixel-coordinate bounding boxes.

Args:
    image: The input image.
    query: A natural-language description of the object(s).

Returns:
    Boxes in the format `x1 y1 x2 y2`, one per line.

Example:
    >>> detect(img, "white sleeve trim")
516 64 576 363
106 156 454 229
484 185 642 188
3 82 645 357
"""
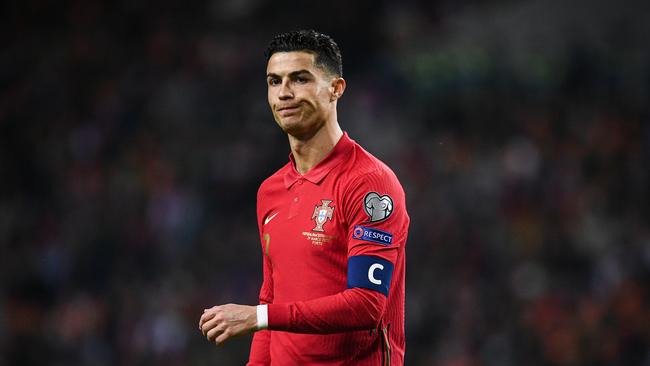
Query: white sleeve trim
256 304 268 330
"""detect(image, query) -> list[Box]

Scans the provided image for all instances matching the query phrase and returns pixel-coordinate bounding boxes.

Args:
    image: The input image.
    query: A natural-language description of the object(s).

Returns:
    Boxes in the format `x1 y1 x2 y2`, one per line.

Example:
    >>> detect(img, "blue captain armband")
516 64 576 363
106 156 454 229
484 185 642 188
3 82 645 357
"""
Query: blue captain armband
347 255 394 296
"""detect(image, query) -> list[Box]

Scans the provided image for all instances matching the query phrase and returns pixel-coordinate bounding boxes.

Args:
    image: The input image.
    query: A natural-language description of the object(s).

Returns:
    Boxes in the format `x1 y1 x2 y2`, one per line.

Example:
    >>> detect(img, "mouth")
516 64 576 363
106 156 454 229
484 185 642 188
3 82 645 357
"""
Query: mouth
276 104 301 116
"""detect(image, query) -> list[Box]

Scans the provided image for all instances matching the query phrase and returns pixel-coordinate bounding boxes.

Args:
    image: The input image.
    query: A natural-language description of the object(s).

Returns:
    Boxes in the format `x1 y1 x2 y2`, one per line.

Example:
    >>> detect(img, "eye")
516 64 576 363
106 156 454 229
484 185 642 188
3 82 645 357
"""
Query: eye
296 77 308 84
268 78 280 86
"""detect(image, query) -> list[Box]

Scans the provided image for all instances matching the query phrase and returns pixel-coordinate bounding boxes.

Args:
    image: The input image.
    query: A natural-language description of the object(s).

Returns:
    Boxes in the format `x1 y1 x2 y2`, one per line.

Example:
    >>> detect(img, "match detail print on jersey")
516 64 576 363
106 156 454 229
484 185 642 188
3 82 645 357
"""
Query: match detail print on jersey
347 255 394 296
363 192 393 222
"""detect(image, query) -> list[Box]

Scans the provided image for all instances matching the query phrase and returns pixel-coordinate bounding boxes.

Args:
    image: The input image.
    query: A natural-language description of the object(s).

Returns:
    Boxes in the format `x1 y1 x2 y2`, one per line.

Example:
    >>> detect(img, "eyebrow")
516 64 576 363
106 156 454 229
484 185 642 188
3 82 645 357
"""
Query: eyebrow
266 69 314 79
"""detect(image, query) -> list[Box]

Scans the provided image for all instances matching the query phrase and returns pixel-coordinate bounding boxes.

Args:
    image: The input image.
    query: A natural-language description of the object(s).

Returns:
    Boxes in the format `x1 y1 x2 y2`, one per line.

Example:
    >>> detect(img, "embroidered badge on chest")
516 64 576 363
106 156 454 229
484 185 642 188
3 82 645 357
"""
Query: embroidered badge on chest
311 199 334 232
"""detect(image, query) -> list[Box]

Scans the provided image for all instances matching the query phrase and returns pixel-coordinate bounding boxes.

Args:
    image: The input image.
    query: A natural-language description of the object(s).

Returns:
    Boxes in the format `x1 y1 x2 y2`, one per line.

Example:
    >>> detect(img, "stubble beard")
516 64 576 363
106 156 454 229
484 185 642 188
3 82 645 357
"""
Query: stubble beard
275 101 318 137
277 112 326 141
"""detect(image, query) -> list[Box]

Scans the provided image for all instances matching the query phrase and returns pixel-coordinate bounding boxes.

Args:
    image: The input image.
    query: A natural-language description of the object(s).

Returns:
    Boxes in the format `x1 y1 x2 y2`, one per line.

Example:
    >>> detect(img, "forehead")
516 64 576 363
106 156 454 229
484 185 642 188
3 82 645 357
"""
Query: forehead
266 51 320 75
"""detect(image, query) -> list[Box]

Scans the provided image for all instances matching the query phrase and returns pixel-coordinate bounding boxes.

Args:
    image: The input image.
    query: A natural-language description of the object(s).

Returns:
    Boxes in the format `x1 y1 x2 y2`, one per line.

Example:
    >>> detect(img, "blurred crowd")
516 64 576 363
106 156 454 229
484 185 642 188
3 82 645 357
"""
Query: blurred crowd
1 0 649 365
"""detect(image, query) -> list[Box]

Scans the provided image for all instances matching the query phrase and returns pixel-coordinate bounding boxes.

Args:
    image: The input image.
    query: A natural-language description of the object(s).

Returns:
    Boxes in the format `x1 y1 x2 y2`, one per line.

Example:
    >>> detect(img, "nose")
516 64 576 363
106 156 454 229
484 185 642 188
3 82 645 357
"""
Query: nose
278 80 293 100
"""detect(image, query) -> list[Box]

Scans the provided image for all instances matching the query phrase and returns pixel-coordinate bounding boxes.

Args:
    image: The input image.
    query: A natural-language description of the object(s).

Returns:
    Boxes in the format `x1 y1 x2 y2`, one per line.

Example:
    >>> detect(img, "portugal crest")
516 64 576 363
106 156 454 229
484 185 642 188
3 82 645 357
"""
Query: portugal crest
311 199 334 232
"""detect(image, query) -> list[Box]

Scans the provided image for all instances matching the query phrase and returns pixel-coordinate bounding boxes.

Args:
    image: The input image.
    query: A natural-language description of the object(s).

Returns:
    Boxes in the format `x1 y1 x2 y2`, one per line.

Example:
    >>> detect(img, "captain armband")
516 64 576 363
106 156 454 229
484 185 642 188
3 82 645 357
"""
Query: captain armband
347 255 394 296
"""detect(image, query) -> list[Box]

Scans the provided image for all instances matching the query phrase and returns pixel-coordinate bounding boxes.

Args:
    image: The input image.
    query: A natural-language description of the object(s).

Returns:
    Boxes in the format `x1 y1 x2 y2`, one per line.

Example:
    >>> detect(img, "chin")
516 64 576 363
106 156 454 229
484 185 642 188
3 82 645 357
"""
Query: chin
283 121 325 140
280 124 308 137
276 114 304 130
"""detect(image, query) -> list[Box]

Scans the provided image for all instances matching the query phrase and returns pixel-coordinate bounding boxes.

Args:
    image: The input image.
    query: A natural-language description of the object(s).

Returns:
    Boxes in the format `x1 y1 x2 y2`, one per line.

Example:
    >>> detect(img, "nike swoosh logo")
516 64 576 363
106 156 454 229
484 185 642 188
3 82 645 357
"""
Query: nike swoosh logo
264 212 279 225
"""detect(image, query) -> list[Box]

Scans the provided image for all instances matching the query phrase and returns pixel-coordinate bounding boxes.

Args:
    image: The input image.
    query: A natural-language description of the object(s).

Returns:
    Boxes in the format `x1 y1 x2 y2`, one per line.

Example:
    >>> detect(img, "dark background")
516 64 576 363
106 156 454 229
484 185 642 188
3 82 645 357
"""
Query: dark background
1 0 649 365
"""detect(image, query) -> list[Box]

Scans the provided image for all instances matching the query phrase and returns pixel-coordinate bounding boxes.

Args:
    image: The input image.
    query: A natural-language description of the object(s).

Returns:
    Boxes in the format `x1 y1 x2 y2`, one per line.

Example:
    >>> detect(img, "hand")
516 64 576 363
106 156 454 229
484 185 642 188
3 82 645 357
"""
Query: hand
199 304 258 346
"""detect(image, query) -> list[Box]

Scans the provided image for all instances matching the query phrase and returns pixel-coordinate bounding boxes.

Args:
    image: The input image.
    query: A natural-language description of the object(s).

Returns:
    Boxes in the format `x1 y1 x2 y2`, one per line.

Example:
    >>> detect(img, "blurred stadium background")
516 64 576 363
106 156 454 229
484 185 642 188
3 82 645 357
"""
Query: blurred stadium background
1 0 649 365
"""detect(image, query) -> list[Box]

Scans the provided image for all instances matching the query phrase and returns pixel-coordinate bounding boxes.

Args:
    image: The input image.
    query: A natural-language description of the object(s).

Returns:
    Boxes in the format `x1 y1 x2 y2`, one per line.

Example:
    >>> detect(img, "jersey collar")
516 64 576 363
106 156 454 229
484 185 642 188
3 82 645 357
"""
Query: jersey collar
284 132 354 189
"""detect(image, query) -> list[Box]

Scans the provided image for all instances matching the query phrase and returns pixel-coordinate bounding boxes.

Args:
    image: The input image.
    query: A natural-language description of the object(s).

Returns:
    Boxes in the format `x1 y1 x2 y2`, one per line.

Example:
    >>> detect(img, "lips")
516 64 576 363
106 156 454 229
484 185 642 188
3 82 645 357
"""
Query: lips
276 105 301 116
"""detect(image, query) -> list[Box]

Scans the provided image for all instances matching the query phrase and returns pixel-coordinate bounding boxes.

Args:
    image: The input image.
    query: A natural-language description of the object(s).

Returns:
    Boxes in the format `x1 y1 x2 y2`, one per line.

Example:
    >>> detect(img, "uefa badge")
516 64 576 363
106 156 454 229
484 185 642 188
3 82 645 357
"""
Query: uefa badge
363 192 393 222
311 199 334 232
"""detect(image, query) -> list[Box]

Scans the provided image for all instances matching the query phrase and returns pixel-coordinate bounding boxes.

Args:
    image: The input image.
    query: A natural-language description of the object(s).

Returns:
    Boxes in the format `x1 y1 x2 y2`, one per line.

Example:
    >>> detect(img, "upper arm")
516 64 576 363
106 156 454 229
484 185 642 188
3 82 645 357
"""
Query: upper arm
342 169 408 297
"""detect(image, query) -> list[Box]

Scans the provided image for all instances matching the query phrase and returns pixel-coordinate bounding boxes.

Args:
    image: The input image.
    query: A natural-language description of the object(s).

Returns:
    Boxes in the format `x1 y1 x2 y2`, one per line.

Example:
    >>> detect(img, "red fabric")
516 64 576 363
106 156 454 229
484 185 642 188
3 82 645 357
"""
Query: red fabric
248 133 409 365
267 287 386 333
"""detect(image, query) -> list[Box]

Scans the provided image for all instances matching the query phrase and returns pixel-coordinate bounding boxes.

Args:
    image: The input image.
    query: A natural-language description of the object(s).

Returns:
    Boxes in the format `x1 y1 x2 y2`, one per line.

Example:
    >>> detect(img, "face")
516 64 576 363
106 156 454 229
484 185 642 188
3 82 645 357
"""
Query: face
266 51 340 138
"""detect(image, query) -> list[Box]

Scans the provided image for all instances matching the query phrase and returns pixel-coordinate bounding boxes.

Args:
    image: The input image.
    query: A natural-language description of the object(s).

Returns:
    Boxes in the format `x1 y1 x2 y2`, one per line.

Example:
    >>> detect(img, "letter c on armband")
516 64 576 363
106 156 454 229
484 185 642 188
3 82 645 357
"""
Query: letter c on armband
368 263 384 285
347 256 394 296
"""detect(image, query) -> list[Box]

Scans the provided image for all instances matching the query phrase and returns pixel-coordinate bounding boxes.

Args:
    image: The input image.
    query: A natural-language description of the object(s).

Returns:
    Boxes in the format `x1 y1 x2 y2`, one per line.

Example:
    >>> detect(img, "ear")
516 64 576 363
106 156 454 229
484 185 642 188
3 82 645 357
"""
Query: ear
329 77 346 102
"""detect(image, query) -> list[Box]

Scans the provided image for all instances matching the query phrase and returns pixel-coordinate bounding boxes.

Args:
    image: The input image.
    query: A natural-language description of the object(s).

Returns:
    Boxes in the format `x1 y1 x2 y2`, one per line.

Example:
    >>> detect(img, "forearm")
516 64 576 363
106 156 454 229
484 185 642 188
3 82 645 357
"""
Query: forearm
261 287 386 334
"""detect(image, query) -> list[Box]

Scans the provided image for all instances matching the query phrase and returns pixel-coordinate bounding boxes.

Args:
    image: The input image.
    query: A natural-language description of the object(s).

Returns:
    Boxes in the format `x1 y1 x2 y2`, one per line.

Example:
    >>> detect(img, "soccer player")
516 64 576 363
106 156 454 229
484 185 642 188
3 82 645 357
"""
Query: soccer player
199 30 410 365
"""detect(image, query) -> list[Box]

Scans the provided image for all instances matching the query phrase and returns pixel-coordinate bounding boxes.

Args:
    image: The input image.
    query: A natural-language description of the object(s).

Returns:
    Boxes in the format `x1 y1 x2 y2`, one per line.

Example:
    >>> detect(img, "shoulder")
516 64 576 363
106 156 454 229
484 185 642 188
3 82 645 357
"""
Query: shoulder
334 140 407 222
335 139 410 231
341 141 404 192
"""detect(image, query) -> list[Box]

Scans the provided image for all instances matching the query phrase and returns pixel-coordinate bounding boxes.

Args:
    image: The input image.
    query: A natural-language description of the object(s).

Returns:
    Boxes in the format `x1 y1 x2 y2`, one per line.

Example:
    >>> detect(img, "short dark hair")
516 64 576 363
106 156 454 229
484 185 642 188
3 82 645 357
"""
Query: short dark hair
265 30 343 77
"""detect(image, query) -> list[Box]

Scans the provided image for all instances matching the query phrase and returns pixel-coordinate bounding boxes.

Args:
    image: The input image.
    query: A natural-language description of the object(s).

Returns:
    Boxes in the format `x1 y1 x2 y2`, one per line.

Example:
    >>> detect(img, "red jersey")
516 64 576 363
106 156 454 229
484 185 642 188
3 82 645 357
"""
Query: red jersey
248 132 409 365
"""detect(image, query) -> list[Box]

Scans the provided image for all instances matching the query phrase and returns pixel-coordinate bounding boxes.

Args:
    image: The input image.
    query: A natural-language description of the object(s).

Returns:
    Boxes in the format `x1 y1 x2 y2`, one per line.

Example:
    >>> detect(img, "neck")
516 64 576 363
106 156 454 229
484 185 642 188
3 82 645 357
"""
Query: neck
289 120 343 175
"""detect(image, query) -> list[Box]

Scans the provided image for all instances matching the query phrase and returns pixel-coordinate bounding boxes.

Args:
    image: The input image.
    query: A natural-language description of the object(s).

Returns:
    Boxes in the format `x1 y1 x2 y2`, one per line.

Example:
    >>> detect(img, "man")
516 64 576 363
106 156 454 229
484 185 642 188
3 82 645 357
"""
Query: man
199 30 410 365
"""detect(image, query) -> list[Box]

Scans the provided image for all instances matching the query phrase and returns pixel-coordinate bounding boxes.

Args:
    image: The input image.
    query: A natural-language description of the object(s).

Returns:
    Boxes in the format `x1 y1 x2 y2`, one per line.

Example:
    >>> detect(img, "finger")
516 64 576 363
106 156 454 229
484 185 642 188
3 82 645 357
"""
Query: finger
201 316 221 336
214 329 231 346
201 309 216 322
207 323 226 342
199 311 216 329
199 311 212 326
